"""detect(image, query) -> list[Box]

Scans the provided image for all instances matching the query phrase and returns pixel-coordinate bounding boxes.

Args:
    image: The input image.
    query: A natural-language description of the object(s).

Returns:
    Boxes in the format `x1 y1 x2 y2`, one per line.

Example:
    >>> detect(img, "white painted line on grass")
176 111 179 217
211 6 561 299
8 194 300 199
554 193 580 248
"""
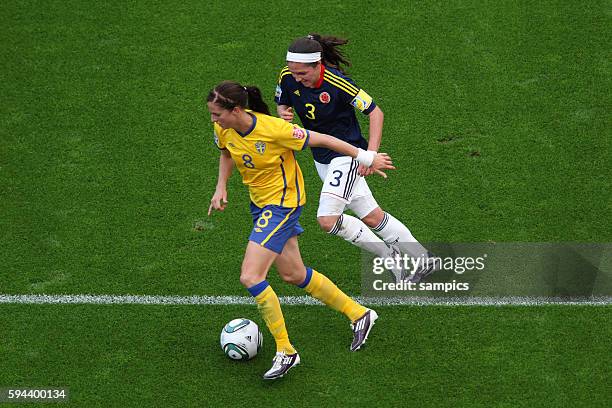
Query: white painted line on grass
0 294 611 306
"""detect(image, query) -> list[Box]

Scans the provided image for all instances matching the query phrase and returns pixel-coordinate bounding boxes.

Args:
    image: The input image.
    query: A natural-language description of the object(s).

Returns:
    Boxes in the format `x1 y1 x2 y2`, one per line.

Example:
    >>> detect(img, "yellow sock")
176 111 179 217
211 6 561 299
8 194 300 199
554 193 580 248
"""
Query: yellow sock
303 269 367 322
254 285 296 354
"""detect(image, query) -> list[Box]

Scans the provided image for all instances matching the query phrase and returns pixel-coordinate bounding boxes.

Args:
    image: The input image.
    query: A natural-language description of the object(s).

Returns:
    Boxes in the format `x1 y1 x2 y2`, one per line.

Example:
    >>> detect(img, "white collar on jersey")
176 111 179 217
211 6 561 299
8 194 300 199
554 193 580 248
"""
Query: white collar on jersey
286 51 321 63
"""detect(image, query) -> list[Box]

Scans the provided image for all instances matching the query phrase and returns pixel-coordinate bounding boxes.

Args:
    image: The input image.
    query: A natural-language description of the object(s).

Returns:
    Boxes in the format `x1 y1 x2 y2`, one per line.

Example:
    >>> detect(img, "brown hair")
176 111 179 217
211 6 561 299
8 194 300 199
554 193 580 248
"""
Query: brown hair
288 33 351 73
206 81 270 115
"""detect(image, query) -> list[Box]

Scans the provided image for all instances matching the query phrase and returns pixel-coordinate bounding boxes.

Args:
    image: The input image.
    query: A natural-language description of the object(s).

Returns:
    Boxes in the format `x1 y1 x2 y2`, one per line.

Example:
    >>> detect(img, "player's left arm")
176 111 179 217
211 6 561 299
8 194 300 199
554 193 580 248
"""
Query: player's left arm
366 105 384 153
360 106 384 176
276 118 394 177
343 81 382 176
308 130 394 178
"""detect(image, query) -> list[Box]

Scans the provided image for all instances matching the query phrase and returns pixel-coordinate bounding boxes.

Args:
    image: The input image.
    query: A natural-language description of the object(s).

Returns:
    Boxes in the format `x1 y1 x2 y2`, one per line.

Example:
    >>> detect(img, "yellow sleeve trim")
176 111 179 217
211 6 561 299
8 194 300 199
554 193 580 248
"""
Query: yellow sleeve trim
324 77 358 96
278 66 291 83
325 71 360 94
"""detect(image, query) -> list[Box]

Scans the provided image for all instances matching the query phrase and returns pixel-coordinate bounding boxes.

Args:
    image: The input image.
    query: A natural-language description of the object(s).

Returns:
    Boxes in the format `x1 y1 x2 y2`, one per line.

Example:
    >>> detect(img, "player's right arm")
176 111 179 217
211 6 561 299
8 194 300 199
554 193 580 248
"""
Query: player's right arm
275 67 294 122
277 105 294 122
208 149 233 215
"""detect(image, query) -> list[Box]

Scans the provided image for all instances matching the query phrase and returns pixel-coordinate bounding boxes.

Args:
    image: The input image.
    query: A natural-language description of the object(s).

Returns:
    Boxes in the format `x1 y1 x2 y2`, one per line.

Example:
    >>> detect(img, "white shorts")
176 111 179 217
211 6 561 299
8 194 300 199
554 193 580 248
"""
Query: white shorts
314 156 379 219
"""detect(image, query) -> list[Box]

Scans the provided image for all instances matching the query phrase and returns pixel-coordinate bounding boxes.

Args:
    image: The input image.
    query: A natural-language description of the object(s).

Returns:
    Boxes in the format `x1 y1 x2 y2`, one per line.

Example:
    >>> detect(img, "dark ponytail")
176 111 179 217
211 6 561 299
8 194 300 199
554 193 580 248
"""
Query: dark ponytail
288 33 351 73
244 86 270 115
207 81 270 115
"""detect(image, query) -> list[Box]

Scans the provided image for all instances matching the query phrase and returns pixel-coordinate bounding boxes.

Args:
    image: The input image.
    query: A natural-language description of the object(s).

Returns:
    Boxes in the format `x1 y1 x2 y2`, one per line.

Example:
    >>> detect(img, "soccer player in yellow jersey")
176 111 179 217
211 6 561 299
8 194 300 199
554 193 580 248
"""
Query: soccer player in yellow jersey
206 80 394 379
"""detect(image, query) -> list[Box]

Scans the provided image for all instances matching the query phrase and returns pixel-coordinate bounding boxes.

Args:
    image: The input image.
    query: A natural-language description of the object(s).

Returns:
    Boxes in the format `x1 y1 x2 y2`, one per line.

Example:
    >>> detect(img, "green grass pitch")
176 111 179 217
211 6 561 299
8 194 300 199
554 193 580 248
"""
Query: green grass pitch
1 0 610 406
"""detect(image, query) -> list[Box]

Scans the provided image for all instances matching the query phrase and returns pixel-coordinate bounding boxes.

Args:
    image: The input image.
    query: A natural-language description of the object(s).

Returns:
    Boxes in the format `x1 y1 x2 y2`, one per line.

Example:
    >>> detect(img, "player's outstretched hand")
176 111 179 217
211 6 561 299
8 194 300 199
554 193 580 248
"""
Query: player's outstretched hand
370 153 395 178
279 107 294 122
208 189 228 215
357 164 374 177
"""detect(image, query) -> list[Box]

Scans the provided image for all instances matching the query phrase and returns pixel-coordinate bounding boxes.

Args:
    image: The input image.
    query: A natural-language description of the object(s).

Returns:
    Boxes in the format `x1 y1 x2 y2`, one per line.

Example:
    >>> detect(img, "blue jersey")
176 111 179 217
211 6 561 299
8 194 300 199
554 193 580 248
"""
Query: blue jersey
275 65 377 164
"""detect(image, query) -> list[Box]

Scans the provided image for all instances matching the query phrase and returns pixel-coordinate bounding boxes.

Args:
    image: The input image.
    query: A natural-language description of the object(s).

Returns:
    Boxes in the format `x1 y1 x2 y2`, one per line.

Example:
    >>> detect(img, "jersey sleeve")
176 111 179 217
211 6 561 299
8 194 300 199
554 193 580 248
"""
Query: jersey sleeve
275 66 293 106
333 74 377 115
274 119 310 151
213 124 226 150
350 88 377 115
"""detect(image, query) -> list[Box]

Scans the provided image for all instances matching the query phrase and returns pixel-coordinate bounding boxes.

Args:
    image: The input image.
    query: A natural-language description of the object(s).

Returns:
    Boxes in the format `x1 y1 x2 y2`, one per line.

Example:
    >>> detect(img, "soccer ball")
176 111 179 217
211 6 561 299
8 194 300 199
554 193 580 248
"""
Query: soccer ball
220 318 262 360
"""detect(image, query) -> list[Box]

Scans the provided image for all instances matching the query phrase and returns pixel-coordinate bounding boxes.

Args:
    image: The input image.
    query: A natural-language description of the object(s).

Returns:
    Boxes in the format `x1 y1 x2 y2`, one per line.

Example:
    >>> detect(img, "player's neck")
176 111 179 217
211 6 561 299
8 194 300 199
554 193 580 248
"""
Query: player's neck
234 111 255 134
308 63 324 88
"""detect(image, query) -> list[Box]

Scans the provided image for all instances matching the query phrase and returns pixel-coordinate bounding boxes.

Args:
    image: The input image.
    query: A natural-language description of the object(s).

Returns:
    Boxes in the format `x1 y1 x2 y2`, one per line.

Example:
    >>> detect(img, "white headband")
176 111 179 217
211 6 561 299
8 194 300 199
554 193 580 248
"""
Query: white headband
286 51 321 63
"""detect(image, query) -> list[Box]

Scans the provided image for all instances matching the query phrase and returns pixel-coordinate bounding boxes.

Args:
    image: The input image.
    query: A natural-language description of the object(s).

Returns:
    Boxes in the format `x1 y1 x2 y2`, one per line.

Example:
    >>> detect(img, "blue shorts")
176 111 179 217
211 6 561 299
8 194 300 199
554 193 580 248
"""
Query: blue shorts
249 203 304 254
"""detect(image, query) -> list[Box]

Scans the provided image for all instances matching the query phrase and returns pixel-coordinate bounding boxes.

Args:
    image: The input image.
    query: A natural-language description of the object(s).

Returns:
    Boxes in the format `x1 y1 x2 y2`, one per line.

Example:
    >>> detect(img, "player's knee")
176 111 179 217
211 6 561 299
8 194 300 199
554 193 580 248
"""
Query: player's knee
317 215 339 233
361 208 384 228
239 273 254 288
278 267 306 285
239 265 260 288
280 270 303 285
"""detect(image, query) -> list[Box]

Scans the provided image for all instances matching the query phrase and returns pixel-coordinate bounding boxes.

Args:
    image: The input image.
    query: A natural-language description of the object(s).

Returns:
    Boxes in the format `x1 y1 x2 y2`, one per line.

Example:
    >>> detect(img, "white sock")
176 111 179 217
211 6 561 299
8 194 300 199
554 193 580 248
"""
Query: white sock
329 214 392 258
371 212 428 258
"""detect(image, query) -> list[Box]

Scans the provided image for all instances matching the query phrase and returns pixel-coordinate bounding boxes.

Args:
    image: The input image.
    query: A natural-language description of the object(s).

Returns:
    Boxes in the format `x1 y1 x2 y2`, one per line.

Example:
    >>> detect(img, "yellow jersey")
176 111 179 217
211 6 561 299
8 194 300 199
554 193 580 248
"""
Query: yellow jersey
213 111 309 208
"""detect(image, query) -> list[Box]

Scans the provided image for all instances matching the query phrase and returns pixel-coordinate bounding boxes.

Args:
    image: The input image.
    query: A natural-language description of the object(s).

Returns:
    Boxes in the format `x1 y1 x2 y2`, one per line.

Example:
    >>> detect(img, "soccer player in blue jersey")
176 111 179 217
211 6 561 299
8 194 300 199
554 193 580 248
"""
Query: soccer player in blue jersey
275 33 436 283
206 81 394 379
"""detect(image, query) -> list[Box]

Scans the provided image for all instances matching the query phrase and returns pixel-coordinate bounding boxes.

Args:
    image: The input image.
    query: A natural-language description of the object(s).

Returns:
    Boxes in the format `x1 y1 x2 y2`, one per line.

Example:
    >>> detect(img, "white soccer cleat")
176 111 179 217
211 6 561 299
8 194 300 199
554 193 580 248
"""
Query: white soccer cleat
407 252 440 283
263 351 300 380
386 245 410 283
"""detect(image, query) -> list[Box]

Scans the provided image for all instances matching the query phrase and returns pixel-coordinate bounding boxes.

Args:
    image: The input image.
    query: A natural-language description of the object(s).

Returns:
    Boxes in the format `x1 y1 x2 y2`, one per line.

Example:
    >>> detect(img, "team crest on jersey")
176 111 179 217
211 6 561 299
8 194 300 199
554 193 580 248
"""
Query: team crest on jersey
292 126 306 140
255 141 266 154
294 89 300 96
319 91 331 104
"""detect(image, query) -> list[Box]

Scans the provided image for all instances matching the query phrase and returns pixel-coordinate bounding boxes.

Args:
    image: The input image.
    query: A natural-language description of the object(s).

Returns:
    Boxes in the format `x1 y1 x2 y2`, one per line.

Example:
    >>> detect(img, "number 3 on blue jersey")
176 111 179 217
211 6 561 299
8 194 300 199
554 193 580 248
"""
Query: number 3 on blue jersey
305 103 316 120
